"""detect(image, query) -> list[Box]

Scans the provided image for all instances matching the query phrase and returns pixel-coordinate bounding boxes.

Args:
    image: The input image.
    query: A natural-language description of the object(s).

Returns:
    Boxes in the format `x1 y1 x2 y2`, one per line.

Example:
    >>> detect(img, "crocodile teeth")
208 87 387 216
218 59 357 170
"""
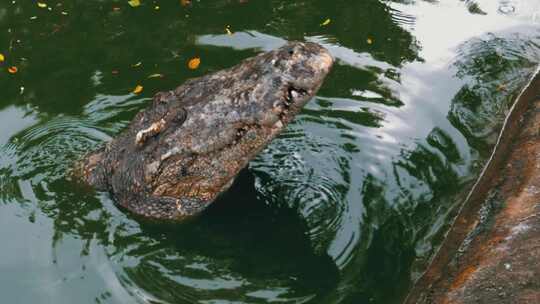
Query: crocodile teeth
291 89 300 100
286 86 308 107
286 87 294 104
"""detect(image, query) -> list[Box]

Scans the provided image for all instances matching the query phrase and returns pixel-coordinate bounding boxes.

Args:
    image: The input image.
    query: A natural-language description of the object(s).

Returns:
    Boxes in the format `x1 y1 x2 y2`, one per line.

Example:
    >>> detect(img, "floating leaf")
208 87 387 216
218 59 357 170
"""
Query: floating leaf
37 2 47 8
225 26 233 35
154 5 160 10
132 62 142 67
128 0 141 7
321 18 331 26
8 66 18 74
188 57 200 70
367 37 373 44
0 53 4 62
180 0 192 6
148 73 164 78
133 85 143 94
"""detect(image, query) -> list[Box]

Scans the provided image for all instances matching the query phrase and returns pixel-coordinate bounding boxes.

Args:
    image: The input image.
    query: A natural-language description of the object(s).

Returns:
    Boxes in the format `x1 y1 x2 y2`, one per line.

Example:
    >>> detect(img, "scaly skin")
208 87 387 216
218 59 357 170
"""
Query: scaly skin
75 42 333 220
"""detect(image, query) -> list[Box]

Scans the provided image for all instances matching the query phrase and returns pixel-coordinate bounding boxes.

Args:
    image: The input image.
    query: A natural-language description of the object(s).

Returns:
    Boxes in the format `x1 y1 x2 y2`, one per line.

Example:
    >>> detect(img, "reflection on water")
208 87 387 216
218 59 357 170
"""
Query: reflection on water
0 0 539 303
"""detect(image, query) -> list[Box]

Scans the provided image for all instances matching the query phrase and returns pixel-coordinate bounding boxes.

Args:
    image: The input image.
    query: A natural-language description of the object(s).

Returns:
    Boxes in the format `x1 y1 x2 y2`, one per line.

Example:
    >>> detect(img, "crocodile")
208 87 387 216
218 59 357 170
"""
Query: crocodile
75 42 333 220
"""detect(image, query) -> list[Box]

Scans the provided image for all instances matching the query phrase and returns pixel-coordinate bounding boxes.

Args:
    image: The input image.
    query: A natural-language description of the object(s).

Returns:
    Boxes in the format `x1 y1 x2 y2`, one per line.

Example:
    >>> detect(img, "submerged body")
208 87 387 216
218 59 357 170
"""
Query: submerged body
76 42 333 220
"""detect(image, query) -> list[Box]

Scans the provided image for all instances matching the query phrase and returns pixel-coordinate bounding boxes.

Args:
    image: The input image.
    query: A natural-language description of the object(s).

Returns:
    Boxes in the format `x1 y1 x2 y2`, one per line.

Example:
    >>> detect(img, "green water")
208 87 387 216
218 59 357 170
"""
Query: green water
1 1 539 303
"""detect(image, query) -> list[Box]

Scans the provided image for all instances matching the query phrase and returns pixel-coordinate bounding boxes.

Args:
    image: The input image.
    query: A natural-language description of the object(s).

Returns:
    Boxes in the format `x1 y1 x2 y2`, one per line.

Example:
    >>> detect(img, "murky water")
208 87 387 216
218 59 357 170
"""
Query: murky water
1 1 539 303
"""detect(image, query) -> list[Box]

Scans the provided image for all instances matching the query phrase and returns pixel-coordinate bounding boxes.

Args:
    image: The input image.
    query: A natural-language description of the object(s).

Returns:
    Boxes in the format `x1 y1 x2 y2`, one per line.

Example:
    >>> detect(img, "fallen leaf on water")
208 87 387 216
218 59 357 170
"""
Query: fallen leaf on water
37 2 47 8
180 0 192 6
0 53 4 62
133 85 143 94
321 18 331 26
367 37 373 44
132 62 142 67
496 83 507 92
225 26 233 35
112 70 119 75
188 57 200 70
154 5 160 10
8 66 18 74
128 0 141 8
148 73 164 78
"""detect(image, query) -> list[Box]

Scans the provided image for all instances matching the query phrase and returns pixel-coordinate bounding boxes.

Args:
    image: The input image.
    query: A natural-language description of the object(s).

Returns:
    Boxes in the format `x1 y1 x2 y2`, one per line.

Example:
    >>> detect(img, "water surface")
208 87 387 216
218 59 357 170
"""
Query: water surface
1 1 539 303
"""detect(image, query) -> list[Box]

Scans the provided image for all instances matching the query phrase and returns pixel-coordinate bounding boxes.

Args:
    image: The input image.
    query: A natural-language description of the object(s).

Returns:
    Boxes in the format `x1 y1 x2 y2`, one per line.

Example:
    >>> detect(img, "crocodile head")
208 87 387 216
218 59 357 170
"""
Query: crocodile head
80 42 333 220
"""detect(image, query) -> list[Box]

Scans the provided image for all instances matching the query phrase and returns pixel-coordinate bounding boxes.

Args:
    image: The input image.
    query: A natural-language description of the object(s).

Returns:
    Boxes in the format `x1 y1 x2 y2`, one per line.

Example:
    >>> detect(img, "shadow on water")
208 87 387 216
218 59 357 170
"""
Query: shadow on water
124 170 340 303
0 0 540 303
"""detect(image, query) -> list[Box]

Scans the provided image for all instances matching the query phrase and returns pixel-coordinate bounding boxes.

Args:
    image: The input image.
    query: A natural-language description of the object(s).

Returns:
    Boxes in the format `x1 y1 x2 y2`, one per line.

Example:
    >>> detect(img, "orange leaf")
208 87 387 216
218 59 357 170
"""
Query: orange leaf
8 66 18 74
133 85 143 94
128 0 141 8
187 57 200 70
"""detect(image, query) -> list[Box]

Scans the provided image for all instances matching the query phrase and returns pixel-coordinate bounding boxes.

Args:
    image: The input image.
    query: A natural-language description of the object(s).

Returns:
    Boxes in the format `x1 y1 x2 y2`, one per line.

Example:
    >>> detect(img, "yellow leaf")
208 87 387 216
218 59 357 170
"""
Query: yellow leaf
188 57 200 70
321 18 331 26
0 53 4 62
367 37 373 45
225 26 233 35
131 62 142 67
148 73 164 78
37 2 47 8
128 0 141 7
8 66 18 74
133 85 143 94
